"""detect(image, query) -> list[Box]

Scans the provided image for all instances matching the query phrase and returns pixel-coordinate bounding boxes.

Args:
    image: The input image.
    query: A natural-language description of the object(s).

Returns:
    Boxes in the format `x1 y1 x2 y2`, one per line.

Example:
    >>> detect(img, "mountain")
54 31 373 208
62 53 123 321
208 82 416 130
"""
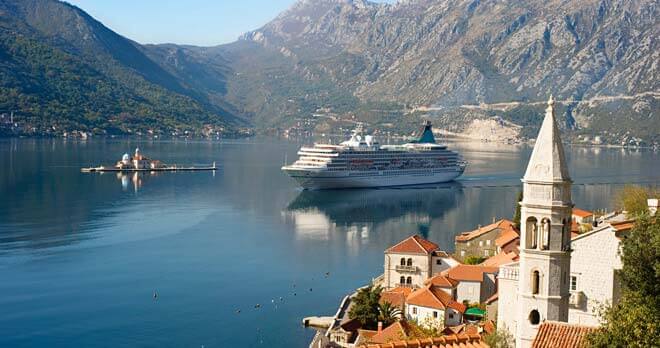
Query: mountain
0 0 241 136
171 0 654 145
232 0 658 144
1 0 657 145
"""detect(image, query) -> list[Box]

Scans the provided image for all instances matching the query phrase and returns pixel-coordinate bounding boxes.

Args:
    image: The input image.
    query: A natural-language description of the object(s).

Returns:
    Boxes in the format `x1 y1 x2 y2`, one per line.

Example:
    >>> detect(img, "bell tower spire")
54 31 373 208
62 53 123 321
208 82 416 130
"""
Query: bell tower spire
516 95 573 347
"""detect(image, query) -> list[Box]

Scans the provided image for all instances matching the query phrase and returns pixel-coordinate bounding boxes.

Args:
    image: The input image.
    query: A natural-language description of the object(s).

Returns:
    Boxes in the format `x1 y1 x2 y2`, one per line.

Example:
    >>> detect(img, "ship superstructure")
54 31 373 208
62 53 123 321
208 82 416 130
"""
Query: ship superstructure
282 122 466 189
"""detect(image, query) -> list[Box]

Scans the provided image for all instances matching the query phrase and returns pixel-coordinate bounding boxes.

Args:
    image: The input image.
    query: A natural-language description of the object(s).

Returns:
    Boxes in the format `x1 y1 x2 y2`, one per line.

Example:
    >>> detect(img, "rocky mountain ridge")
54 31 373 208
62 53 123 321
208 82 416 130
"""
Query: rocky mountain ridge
230 0 658 144
0 0 657 144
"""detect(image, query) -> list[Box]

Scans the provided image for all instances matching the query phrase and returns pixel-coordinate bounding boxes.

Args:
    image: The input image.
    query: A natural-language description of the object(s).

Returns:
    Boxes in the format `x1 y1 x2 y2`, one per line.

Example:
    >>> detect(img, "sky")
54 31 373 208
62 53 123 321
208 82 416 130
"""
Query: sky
67 0 394 47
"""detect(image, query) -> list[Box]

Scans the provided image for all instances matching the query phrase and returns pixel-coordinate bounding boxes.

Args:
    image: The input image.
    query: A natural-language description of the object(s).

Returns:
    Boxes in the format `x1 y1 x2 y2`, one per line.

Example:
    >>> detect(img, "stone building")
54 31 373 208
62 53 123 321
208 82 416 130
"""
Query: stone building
383 235 459 289
568 220 632 326
454 219 518 261
405 285 466 330
497 96 574 348
443 264 498 304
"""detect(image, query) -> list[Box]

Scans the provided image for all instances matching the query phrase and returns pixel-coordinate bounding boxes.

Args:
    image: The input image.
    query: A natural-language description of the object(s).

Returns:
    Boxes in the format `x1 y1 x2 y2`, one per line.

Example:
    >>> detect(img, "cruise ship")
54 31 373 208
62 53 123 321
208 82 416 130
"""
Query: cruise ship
282 122 466 189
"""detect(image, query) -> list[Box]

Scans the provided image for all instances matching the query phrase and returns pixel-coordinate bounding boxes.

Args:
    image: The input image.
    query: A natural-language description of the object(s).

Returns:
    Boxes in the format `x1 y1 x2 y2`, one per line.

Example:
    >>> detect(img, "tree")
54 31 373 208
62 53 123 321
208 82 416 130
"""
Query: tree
484 329 514 348
464 256 487 265
614 185 657 217
378 302 402 326
513 189 523 229
586 214 660 347
348 286 383 329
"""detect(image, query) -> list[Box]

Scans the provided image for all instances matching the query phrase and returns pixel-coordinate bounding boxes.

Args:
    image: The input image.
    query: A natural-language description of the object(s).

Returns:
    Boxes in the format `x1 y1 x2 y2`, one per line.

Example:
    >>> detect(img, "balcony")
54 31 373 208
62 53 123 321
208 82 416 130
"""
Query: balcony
395 265 418 273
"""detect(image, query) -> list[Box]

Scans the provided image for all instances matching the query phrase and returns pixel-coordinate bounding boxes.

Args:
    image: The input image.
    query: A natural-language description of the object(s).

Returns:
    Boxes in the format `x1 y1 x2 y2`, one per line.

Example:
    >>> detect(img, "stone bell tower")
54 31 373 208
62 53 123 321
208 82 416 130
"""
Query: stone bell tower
516 96 572 348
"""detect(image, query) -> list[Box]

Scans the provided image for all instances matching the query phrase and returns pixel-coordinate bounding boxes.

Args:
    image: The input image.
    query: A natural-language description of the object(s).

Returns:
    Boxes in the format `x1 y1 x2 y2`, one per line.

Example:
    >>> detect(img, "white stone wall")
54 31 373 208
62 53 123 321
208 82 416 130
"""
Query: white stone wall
384 252 431 289
456 281 481 304
431 256 459 275
568 226 622 326
406 304 446 330
497 275 518 339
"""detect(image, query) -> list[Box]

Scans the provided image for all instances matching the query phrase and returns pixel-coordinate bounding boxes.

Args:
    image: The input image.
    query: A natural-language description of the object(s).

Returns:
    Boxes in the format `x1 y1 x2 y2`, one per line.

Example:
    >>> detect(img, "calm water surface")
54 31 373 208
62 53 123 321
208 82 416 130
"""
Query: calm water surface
0 138 657 347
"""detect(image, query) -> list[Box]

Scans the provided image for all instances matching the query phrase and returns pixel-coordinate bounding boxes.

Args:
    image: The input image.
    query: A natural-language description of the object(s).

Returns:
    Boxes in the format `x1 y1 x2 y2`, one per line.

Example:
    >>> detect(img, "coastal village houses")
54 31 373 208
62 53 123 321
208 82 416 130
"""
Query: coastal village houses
454 219 519 261
443 264 498 304
383 235 459 290
318 97 640 348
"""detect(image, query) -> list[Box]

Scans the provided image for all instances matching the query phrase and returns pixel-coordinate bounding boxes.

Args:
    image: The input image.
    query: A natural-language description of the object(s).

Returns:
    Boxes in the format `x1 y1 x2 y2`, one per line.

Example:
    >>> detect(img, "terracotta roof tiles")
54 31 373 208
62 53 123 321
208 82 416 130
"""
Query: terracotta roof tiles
494 228 519 248
532 321 596 348
481 251 518 267
406 285 466 313
445 264 499 282
455 219 516 242
369 321 410 344
380 287 413 309
572 208 593 218
424 274 459 288
358 333 488 348
386 235 439 255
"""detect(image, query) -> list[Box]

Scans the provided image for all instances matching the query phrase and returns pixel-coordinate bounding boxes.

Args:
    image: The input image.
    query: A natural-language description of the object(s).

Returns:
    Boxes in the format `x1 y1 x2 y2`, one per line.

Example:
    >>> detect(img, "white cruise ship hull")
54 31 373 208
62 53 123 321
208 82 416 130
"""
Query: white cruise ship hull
283 167 465 190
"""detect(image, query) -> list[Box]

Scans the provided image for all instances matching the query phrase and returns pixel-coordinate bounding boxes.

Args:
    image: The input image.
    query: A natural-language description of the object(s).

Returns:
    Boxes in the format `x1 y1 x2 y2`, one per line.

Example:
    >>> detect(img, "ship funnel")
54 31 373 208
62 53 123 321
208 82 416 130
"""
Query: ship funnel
418 121 436 143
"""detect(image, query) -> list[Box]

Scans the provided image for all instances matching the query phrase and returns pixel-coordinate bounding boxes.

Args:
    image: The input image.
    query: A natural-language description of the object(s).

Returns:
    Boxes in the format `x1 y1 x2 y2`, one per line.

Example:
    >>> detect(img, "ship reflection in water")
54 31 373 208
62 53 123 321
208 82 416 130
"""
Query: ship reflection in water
283 183 464 254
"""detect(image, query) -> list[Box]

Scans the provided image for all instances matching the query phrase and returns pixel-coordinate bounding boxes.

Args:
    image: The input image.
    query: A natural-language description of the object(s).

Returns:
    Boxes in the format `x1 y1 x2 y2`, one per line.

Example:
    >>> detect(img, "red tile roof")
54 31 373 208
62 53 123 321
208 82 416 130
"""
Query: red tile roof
424 274 458 288
386 235 439 254
532 321 596 348
358 333 488 348
380 287 413 309
455 219 516 242
495 228 519 248
406 285 466 313
572 208 593 218
483 320 496 334
610 220 634 232
369 321 410 344
481 251 518 267
445 264 499 282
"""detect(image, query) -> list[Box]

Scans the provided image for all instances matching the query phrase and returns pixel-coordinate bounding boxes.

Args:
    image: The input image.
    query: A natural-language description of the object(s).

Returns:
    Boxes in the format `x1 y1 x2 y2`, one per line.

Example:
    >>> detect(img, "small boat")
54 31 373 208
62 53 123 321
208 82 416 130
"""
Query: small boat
81 148 218 173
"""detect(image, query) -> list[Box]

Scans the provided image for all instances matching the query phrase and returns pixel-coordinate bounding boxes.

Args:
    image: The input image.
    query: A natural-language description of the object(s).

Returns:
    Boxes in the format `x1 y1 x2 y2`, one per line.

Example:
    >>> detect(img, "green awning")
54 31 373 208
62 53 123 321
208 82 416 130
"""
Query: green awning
465 308 486 316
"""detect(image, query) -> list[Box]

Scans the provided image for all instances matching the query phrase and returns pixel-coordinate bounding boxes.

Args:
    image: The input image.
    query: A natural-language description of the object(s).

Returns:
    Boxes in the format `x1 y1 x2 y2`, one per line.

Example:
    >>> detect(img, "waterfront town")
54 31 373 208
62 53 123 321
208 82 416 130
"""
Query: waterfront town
306 97 658 348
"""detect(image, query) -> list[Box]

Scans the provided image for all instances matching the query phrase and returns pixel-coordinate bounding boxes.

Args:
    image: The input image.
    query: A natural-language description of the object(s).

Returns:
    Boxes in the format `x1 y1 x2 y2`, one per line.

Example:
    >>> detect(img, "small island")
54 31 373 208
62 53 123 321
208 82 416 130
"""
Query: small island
81 148 217 173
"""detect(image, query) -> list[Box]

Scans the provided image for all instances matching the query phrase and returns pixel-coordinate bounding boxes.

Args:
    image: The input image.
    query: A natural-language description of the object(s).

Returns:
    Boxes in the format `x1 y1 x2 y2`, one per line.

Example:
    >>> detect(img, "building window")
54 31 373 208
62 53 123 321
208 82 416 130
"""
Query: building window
529 310 540 325
400 258 406 266
412 307 417 314
433 311 438 318
532 271 540 295
571 276 577 291
486 240 491 246
436 259 442 265
461 250 466 257
484 250 490 257
407 258 413 267
400 276 405 284
406 276 412 284
449 313 454 319
479 241 483 247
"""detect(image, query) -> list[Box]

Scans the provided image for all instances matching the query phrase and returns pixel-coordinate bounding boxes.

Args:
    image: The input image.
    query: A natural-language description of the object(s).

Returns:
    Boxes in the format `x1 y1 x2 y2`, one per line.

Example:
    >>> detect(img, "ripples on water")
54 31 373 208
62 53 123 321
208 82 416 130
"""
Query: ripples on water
0 138 657 347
